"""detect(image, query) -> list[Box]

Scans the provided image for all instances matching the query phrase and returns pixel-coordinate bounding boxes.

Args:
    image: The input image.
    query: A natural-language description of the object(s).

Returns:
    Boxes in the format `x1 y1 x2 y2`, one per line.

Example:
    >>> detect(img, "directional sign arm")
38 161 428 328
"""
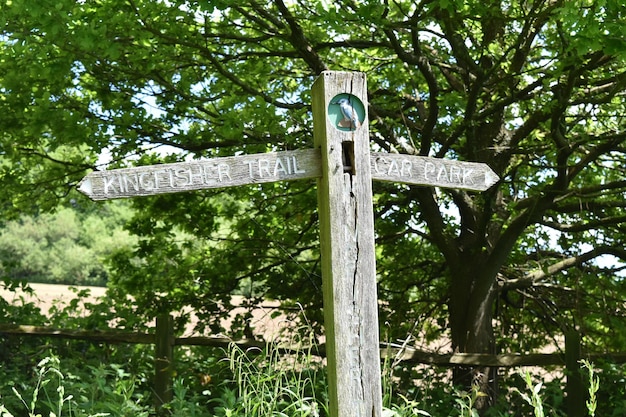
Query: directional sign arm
370 152 499 191
78 148 322 200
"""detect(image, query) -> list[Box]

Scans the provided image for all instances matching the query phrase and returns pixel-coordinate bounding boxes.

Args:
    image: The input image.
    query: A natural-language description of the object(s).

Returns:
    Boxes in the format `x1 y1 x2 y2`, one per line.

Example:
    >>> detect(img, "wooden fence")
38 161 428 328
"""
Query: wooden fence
2 317 625 416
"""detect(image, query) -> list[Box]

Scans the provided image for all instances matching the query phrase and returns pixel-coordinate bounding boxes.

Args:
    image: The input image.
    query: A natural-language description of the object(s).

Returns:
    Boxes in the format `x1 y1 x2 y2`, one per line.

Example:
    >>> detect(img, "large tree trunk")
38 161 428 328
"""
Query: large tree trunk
449 259 499 413
415 185 514 413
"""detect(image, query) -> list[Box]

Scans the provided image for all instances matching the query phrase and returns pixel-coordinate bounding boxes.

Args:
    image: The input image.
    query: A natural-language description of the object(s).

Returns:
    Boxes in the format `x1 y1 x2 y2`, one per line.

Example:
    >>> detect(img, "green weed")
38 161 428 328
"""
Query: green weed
0 355 109 417
211 338 324 417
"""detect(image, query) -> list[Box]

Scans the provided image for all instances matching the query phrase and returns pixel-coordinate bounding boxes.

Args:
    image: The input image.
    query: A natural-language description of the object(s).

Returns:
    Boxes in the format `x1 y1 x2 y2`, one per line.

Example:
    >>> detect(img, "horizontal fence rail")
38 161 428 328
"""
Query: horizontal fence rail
4 319 626 416
2 323 625 367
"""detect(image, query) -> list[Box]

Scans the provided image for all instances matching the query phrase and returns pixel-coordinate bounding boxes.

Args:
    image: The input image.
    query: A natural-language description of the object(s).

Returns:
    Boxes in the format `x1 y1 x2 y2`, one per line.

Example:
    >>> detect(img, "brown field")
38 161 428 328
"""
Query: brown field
0 283 106 317
0 283 286 340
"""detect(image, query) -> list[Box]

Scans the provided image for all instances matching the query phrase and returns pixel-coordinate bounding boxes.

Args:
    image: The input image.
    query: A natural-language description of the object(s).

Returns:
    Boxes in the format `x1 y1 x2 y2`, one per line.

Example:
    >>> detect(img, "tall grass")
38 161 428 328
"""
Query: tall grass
0 347 614 417
0 355 110 417
507 360 601 417
211 328 325 416
581 360 599 417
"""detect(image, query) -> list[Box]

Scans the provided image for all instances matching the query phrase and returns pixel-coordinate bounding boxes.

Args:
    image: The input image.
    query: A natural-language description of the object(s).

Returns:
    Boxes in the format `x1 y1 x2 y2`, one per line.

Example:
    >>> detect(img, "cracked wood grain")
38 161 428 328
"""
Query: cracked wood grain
313 71 383 417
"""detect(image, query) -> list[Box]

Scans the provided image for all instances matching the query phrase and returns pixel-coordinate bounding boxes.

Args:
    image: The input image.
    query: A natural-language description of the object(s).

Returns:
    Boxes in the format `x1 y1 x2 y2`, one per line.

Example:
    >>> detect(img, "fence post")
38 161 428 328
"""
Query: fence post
565 329 585 417
155 314 174 412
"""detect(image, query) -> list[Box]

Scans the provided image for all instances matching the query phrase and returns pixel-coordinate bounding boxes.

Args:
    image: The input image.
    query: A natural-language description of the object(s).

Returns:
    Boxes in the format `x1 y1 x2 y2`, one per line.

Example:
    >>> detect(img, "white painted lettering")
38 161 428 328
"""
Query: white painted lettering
400 160 412 177
273 157 288 176
437 165 448 182
258 159 271 177
449 165 461 183
372 158 382 175
293 156 305 174
244 160 256 178
188 165 205 185
153 169 168 189
139 172 154 190
103 176 117 194
217 164 231 181
123 173 139 192
174 168 190 187
387 160 400 176
424 162 436 180
462 168 474 184
203 165 218 184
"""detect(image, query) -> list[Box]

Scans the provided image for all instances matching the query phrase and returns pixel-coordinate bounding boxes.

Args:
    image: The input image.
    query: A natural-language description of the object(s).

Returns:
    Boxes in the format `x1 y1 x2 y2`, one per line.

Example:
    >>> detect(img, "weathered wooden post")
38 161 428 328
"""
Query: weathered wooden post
312 71 383 417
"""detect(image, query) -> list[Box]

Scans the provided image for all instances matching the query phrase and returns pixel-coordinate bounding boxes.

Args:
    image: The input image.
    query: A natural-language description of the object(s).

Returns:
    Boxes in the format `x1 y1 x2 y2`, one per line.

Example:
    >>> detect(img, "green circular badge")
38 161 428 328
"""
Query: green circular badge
328 94 365 131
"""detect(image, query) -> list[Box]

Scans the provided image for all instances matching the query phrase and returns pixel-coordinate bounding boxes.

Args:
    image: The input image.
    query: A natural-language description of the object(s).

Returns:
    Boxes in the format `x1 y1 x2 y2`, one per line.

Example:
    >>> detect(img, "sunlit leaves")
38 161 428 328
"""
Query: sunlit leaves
0 204 136 286
1 0 626 358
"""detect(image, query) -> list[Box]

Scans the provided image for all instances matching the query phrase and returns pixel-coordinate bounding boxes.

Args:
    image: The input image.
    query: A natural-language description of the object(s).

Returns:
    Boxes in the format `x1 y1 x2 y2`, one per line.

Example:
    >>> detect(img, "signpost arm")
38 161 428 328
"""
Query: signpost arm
312 71 383 417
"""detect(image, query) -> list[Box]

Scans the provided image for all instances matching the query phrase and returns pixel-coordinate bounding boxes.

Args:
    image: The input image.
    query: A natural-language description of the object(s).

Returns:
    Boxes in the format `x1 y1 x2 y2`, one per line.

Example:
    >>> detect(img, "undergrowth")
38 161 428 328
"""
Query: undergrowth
0 292 623 416
0 348 616 417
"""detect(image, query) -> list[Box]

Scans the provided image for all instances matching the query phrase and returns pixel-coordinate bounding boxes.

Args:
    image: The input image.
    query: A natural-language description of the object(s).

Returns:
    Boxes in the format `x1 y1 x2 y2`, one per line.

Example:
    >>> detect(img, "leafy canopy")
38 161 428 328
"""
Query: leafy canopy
1 0 625 361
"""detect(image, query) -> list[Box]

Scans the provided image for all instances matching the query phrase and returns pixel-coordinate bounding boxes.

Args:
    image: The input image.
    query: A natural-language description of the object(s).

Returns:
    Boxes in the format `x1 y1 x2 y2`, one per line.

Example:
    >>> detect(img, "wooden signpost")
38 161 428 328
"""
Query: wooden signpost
78 71 499 417
311 72 382 416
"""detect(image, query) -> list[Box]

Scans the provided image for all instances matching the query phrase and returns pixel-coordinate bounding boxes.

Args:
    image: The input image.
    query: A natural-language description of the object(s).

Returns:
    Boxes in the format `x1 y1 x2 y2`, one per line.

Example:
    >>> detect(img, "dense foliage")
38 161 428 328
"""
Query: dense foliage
2 0 626 411
1 294 625 416
0 203 136 286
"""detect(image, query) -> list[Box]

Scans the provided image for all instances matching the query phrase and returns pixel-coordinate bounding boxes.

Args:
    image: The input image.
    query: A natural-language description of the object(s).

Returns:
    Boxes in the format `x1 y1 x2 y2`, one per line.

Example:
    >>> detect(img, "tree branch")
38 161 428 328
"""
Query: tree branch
501 246 626 290
540 214 626 233
273 0 328 74
382 26 439 154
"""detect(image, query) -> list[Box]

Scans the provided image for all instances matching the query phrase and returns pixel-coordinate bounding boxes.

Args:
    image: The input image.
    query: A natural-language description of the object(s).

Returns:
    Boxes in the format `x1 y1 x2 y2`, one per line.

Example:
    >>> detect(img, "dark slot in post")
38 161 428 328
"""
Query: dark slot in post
342 141 355 174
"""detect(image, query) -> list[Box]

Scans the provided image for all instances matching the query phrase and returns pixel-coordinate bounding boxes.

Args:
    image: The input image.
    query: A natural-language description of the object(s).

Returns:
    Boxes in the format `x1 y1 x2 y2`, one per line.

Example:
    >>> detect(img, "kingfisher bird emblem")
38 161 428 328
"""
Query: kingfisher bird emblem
332 97 361 130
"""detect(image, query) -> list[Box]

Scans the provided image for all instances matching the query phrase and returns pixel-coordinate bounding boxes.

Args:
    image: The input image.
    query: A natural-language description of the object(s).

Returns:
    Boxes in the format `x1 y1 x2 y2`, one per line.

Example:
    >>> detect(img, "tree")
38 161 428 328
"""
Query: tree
0 203 137 286
2 0 626 411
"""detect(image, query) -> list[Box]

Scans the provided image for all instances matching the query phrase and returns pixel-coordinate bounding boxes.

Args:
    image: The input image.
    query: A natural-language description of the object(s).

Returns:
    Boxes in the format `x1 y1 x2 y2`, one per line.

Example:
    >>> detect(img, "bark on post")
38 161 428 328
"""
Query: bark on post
312 71 383 417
